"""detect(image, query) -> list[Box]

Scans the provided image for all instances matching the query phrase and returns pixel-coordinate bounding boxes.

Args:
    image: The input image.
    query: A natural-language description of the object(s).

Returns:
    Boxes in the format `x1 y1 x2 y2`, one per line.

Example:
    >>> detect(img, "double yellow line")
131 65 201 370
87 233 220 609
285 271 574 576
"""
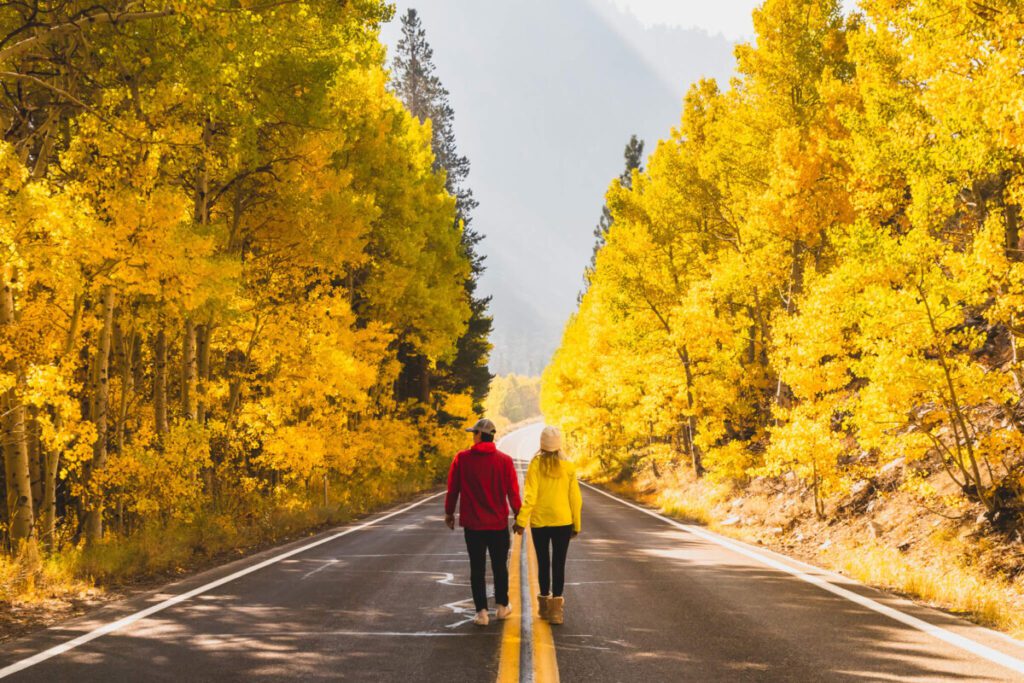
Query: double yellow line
496 532 523 682
497 529 559 682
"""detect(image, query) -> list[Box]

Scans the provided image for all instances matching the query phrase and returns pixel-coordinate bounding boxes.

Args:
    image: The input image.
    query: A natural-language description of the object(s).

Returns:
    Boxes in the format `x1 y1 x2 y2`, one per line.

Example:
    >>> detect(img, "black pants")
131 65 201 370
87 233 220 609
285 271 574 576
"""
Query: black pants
464 528 510 612
531 525 573 597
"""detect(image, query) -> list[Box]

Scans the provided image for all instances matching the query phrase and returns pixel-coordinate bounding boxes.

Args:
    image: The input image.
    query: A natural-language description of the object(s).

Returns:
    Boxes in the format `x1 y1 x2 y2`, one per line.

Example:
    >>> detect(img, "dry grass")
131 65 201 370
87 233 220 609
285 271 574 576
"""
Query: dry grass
0 543 97 642
825 540 1024 638
0 503 343 627
71 502 350 585
0 544 90 605
654 486 716 526
69 484 430 586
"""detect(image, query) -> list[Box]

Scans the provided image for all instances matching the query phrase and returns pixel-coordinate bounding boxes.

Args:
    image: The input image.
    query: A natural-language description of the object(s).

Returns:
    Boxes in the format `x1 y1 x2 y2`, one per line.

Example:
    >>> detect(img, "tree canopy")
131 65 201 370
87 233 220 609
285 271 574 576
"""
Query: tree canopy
0 0 480 551
545 0 1024 521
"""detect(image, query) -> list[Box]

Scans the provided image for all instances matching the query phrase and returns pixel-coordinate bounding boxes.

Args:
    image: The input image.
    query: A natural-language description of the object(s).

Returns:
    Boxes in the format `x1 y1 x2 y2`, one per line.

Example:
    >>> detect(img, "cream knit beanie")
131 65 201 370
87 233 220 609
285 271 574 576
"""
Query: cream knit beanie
539 425 562 452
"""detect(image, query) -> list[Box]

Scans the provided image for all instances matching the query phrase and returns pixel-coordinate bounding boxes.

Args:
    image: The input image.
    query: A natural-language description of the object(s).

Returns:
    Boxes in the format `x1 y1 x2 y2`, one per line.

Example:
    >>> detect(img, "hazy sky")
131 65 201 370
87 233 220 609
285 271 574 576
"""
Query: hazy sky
604 0 773 38
605 0 857 37
378 1 852 375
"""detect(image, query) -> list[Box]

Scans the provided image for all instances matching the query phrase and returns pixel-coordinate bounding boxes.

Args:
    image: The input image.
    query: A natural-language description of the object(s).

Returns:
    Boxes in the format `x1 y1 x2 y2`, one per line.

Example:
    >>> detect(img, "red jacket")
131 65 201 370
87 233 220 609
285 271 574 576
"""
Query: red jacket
445 442 521 530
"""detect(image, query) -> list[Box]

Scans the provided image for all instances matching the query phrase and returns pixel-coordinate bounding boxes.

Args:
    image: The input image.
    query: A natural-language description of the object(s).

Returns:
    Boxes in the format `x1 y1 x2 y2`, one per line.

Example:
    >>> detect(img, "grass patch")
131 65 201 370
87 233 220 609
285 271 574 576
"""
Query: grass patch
0 543 91 605
72 488 421 586
654 486 716 526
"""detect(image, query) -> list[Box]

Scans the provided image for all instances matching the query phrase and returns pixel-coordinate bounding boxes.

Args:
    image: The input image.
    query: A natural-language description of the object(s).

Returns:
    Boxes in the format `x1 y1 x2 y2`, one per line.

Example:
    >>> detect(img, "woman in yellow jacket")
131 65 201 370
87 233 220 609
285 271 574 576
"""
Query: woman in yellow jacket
513 425 582 625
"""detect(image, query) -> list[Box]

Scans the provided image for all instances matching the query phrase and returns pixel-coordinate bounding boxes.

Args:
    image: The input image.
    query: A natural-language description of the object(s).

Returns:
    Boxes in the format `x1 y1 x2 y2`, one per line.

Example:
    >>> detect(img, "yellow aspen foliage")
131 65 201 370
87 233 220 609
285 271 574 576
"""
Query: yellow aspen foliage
0 0 479 561
546 0 1024 523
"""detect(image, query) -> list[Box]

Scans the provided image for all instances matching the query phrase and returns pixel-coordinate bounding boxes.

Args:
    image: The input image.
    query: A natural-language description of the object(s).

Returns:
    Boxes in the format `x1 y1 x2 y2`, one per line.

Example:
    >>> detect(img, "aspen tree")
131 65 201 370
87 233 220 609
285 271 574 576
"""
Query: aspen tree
546 0 1024 519
0 263 35 544
0 0 478 554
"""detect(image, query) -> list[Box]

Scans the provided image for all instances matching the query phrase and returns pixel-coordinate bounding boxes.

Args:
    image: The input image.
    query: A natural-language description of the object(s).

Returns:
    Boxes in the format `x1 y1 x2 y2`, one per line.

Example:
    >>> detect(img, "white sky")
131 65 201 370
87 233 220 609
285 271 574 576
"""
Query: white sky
604 0 859 40
603 0 764 39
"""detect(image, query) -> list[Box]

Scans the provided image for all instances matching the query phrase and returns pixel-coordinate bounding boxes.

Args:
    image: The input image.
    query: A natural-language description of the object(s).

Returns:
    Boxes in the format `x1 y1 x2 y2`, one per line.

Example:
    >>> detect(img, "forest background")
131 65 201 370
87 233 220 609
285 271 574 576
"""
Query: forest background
485 374 541 433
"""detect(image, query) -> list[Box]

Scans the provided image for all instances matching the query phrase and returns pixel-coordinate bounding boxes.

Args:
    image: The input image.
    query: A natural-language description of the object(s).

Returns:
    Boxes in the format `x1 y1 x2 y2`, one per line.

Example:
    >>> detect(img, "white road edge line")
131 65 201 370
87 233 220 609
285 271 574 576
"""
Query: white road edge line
0 490 446 679
581 481 1024 676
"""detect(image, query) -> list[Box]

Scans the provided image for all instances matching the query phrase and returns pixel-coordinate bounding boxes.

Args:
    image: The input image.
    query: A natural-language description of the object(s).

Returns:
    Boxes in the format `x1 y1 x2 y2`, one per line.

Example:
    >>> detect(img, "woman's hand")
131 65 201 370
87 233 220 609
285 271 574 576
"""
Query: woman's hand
512 523 524 535
571 530 579 538
444 514 455 530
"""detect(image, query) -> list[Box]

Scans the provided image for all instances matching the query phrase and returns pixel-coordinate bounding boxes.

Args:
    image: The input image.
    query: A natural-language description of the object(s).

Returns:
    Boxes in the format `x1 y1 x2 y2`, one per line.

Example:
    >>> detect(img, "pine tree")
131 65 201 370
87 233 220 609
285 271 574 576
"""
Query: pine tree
391 8 492 413
591 134 645 268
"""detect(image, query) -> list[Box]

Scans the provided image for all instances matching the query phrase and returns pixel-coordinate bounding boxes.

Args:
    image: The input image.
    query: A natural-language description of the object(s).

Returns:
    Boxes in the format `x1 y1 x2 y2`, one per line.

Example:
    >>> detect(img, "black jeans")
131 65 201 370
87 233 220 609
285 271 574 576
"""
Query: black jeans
464 528 511 612
531 525 573 597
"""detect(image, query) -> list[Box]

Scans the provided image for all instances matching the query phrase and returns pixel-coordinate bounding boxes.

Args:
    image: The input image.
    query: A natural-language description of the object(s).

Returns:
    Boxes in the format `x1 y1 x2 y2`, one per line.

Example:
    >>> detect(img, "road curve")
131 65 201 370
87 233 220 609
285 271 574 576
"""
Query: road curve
1 423 1024 681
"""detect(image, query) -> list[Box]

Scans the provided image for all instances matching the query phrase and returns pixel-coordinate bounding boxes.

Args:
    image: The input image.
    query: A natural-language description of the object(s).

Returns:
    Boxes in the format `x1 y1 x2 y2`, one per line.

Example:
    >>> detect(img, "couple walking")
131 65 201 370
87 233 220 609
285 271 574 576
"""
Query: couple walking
444 419 583 626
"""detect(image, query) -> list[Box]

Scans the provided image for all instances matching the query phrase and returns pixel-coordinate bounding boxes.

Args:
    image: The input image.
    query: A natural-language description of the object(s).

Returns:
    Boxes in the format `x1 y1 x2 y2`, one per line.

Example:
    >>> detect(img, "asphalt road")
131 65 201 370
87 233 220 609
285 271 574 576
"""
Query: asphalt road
1 423 1024 681
0 487 503 682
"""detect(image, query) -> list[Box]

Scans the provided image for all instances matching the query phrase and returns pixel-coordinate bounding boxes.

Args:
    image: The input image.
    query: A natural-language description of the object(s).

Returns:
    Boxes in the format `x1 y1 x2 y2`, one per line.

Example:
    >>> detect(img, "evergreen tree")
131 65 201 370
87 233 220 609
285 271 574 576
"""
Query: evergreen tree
591 134 645 268
391 9 492 413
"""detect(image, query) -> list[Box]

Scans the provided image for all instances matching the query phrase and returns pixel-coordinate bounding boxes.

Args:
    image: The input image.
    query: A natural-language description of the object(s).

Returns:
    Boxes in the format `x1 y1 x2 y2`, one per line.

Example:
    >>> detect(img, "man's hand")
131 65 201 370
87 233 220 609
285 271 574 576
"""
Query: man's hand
445 514 455 530
571 530 579 539
512 523 524 535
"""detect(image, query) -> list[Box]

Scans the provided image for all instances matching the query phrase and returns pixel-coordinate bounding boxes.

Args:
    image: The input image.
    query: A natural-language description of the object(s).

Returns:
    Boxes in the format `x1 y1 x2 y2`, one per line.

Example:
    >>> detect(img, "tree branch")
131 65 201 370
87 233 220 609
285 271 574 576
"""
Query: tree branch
0 10 177 64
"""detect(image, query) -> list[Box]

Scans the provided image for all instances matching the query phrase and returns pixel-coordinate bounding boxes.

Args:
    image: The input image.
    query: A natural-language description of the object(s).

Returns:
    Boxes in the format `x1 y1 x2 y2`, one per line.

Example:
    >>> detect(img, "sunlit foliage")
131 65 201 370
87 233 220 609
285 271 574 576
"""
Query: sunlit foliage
485 374 541 432
545 0 1024 521
0 1 477 553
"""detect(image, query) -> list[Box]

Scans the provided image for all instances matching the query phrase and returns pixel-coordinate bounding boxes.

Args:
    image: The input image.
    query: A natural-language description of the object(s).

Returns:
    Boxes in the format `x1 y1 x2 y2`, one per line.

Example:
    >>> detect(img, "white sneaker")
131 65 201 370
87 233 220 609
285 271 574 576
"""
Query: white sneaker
473 609 489 626
495 604 513 620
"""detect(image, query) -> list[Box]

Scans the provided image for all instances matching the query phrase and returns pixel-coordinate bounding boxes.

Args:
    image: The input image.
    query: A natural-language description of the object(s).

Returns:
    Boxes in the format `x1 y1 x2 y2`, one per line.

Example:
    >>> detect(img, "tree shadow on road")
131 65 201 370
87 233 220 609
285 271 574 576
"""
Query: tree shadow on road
0 525 505 682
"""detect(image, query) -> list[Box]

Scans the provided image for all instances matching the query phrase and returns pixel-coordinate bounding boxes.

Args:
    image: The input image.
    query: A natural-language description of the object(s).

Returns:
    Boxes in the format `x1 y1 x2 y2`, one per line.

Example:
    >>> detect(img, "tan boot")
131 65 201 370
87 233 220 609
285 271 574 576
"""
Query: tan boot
537 594 551 620
548 596 565 625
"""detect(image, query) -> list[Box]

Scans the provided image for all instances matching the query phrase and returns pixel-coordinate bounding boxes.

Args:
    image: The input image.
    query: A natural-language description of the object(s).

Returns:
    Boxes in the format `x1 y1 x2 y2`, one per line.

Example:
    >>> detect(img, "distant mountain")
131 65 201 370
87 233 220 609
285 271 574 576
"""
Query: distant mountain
487 284 565 376
380 1 736 375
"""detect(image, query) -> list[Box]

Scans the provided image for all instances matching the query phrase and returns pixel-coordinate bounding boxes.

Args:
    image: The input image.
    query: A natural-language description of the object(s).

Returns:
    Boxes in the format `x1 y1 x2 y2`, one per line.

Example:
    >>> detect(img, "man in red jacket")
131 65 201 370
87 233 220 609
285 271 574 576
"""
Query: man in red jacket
445 418 521 626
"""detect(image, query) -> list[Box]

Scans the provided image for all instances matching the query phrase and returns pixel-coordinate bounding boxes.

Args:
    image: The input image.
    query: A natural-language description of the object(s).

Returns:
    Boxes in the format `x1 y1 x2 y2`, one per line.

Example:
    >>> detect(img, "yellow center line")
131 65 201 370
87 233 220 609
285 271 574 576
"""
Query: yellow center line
498 426 559 683
497 531 522 683
526 529 560 682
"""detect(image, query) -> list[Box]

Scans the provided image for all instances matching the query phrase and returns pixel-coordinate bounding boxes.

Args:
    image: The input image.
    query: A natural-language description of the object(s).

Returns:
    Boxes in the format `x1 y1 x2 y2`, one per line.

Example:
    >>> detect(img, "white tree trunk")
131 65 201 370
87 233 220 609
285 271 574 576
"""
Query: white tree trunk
0 266 34 545
84 285 115 544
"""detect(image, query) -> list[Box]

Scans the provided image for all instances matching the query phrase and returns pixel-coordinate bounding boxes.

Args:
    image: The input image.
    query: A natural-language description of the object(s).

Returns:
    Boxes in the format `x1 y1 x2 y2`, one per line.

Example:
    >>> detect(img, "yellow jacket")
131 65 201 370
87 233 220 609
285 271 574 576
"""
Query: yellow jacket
516 456 582 532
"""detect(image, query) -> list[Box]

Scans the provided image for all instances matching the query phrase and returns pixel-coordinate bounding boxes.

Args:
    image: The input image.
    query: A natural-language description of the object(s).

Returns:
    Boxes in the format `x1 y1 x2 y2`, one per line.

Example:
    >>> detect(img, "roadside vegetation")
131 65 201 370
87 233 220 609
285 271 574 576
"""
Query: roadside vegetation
485 375 542 432
0 2 489 632
546 0 1024 635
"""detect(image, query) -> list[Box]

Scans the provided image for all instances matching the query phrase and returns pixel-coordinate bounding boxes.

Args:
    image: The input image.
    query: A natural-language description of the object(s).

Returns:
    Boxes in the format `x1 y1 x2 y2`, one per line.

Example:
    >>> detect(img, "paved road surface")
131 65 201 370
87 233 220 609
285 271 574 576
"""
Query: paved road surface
1 423 1023 681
